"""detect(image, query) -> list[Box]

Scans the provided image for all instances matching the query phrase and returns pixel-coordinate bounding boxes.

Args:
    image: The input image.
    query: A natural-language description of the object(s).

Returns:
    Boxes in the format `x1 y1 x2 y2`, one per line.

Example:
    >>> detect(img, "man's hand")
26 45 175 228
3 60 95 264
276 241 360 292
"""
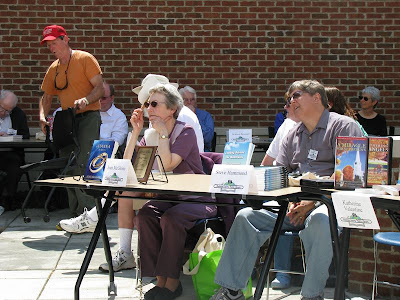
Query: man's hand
286 200 315 226
74 97 89 111
39 117 49 134
0 131 7 136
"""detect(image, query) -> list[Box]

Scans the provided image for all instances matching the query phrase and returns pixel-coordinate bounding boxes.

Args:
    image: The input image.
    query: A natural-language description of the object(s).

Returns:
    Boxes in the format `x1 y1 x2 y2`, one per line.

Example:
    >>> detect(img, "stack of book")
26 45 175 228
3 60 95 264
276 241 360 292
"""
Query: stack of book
255 166 289 191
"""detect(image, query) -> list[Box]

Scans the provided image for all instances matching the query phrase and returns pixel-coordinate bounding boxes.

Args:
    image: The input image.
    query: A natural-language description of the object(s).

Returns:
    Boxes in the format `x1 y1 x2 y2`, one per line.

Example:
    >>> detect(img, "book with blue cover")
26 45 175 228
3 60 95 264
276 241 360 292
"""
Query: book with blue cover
222 141 255 165
84 140 119 182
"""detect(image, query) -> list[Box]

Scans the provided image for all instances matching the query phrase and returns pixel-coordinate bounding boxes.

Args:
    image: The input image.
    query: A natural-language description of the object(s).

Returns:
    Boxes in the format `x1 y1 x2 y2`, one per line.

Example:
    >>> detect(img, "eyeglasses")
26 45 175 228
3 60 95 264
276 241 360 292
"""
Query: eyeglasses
359 96 370 101
183 98 195 103
54 52 72 91
287 90 304 103
144 100 165 108
0 104 12 115
101 95 111 100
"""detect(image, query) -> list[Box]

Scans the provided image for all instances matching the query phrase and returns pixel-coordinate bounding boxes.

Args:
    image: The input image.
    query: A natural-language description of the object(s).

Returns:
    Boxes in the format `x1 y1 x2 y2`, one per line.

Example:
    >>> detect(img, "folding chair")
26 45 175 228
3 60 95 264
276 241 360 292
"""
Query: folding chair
372 231 400 300
20 108 79 222
265 230 306 299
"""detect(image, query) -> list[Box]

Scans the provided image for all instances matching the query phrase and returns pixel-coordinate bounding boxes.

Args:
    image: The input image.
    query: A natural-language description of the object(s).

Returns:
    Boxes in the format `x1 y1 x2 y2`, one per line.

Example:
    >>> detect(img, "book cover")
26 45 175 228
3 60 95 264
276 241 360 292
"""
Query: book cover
84 140 119 182
367 137 392 186
334 137 368 190
221 141 255 165
0 135 23 142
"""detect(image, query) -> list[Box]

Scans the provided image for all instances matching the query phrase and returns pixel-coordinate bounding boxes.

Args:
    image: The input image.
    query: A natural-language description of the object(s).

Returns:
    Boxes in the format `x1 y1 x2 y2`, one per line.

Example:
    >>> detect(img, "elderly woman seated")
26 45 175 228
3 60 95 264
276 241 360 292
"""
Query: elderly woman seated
100 82 217 300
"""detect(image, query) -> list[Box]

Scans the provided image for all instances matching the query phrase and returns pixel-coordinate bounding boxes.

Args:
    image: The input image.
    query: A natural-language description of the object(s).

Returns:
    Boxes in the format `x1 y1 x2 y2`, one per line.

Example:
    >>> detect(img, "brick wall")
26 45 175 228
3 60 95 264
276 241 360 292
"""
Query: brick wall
1 2 400 294
1 1 400 130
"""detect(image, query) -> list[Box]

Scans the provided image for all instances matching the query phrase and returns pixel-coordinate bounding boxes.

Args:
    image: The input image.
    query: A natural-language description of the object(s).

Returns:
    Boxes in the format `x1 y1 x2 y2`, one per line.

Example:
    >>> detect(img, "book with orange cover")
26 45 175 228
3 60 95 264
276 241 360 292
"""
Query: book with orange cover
334 137 368 190
367 137 392 186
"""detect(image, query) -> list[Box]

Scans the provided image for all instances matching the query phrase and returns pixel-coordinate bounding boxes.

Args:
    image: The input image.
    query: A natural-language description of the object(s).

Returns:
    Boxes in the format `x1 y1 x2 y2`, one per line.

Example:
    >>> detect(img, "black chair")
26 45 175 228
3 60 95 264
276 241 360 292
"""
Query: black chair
211 131 217 152
20 108 79 223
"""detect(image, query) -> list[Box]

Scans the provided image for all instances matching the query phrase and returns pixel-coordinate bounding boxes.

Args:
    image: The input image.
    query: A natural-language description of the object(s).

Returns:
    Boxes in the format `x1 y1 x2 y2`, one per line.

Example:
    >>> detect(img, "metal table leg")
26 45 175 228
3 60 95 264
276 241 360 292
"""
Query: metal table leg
253 201 288 300
74 194 113 300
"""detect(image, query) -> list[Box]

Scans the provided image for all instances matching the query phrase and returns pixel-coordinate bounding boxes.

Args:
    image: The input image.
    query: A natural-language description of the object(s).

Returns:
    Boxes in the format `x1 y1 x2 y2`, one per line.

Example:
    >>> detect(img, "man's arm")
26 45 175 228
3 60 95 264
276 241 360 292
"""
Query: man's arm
74 74 104 110
201 111 214 146
39 93 53 134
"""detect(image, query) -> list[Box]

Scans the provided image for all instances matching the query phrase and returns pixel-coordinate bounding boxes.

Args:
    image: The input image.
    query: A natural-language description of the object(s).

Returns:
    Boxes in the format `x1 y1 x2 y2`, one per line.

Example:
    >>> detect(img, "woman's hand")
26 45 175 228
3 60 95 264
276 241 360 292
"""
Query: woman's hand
130 108 144 133
149 115 169 136
286 200 315 226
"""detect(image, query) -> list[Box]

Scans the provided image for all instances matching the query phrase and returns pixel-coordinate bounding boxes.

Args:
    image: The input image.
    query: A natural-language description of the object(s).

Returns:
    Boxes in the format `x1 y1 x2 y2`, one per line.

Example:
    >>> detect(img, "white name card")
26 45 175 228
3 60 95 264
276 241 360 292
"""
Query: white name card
331 191 380 230
228 129 252 143
209 164 257 195
102 159 138 187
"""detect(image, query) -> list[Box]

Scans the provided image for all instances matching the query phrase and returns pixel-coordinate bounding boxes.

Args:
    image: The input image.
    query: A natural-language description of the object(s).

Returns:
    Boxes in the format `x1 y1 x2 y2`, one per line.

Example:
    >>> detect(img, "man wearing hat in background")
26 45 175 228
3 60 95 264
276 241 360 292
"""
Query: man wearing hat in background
38 24 104 217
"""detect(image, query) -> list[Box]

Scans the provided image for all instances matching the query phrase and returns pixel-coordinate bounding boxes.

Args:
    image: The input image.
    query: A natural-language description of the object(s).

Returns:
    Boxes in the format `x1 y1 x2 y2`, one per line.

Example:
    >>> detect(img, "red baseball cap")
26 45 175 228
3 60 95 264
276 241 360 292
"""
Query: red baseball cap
41 25 67 45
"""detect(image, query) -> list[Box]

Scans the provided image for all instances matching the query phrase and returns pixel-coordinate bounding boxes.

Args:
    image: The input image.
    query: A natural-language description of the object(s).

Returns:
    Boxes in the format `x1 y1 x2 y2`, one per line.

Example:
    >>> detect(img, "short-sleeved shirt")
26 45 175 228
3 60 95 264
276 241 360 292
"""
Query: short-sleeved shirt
140 120 204 175
267 118 298 159
275 110 364 176
41 50 102 113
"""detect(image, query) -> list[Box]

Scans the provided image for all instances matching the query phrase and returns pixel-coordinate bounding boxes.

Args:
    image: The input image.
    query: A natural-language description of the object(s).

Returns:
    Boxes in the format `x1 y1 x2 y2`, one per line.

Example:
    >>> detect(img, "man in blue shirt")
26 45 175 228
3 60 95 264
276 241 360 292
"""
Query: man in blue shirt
179 86 214 151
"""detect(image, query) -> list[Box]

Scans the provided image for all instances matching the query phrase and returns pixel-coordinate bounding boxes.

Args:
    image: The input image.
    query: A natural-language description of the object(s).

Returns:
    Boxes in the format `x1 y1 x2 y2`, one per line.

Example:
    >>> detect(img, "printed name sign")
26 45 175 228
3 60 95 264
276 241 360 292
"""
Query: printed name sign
228 129 252 143
331 191 380 229
209 164 257 195
102 159 138 187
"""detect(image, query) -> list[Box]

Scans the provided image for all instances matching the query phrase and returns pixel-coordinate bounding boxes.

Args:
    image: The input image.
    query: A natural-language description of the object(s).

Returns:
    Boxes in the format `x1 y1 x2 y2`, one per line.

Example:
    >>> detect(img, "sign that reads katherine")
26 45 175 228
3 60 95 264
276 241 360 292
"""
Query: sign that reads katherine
210 164 257 195
102 159 138 187
331 191 380 230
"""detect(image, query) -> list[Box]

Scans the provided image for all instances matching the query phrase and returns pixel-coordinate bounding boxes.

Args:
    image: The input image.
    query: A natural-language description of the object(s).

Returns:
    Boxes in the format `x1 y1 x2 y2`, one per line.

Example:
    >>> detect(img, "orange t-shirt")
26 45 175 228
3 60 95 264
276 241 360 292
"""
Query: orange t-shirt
41 50 102 113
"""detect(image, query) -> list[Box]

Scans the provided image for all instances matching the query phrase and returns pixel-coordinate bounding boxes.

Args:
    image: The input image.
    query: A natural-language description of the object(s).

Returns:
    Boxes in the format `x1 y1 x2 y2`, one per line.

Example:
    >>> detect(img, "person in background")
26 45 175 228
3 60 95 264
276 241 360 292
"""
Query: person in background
39 25 104 217
179 86 214 151
355 86 387 136
210 80 364 300
273 109 287 136
57 82 128 233
260 92 301 290
99 82 128 146
0 90 30 211
325 86 368 136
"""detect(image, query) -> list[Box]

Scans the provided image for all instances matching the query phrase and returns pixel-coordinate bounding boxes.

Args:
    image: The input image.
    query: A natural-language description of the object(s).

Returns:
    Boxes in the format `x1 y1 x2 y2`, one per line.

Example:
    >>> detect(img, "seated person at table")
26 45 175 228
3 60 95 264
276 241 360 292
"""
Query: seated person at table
179 86 214 151
210 80 364 300
0 90 30 211
355 86 387 136
325 86 368 136
100 83 216 300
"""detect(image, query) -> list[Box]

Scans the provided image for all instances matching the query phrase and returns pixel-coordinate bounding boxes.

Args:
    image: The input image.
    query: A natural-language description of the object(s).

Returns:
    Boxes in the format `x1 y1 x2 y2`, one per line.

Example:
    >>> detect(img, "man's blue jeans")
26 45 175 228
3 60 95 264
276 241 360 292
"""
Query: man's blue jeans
214 205 333 298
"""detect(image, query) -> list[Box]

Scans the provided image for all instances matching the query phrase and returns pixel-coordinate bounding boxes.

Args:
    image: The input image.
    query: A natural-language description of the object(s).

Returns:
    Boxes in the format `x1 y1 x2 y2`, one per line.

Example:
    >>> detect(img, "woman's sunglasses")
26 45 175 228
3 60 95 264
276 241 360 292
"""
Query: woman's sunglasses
287 91 303 104
359 96 370 101
144 100 165 108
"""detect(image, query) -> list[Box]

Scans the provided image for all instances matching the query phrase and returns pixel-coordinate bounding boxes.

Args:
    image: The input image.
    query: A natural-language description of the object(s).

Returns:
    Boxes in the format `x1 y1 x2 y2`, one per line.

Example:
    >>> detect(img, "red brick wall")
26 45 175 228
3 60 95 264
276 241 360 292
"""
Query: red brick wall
1 1 400 129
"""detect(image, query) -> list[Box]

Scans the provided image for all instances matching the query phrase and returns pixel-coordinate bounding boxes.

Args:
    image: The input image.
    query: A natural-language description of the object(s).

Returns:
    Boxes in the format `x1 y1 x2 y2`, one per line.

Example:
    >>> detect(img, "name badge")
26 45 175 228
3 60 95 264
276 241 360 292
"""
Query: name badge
307 149 318 160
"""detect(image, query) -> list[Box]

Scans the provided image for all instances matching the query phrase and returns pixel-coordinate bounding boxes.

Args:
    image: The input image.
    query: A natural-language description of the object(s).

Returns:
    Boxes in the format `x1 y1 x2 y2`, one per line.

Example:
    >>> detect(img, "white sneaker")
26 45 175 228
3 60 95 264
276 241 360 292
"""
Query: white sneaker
99 248 136 272
57 208 97 233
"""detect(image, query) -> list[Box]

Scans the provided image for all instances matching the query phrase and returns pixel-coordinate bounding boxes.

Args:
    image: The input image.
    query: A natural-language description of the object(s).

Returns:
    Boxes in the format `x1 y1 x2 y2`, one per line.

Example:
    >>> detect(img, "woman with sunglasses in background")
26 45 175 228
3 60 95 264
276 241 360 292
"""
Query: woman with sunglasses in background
355 86 387 136
100 82 216 300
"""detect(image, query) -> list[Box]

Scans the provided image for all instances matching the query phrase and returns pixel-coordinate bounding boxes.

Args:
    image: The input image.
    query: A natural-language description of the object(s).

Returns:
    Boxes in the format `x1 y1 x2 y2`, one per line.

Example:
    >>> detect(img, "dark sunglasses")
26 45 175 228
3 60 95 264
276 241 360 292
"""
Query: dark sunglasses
54 52 72 91
287 91 303 103
359 96 370 101
144 100 164 108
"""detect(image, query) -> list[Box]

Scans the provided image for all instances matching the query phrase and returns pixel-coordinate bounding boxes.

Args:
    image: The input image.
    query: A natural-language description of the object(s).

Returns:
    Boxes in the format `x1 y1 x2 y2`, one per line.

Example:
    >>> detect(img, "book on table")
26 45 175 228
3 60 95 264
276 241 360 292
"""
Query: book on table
0 135 23 142
334 136 368 190
367 136 392 186
221 141 255 165
254 166 289 191
84 140 119 182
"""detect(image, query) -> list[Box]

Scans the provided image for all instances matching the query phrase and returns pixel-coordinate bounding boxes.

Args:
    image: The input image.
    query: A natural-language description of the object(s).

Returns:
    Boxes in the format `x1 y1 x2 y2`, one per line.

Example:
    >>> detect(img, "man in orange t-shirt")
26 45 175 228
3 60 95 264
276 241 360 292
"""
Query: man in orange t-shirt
39 24 104 216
